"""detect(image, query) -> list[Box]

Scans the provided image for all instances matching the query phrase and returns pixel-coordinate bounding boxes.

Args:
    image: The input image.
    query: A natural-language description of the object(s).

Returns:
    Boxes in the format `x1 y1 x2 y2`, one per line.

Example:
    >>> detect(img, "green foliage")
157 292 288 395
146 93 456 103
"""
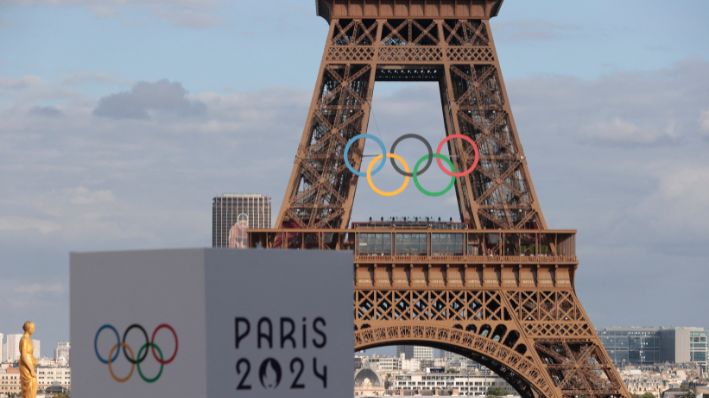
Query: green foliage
632 393 656 398
487 386 512 397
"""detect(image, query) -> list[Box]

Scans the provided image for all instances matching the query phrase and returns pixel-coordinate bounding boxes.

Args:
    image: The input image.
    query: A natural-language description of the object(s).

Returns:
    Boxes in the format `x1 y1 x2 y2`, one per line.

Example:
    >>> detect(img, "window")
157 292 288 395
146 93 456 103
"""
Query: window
432 233 463 256
358 233 391 255
395 233 427 255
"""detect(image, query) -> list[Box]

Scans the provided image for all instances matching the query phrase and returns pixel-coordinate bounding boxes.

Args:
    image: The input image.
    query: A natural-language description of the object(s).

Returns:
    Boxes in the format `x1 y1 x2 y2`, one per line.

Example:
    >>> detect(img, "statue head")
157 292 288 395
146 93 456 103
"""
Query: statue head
22 321 35 335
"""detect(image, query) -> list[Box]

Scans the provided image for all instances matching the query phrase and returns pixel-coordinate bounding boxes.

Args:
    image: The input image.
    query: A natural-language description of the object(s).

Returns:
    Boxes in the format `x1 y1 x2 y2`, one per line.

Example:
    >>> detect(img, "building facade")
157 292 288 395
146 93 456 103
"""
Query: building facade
54 341 70 365
397 345 434 361
0 333 3 363
689 329 708 372
599 328 662 365
33 340 40 361
659 327 708 372
368 356 402 371
389 371 512 396
599 327 708 371
212 194 271 248
0 367 20 395
37 365 71 391
3 335 21 363
0 364 71 395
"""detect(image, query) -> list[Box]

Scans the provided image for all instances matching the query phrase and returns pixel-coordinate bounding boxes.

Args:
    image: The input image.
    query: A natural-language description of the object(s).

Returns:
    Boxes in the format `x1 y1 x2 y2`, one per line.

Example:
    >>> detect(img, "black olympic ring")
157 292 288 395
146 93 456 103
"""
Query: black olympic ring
123 323 150 364
389 133 433 177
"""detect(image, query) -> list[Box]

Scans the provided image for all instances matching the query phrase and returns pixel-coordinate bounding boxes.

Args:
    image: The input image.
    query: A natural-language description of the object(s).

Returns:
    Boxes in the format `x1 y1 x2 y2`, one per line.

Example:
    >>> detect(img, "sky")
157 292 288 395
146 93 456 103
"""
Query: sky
1 0 708 355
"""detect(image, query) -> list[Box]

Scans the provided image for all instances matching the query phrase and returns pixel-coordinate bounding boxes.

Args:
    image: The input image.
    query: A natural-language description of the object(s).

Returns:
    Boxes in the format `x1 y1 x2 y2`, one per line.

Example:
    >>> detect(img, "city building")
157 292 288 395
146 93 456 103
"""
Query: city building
54 341 70 365
212 194 271 248
389 370 512 396
354 353 517 397
0 333 3 363
660 327 708 372
598 327 709 372
33 340 40 361
354 367 386 396
368 355 402 371
599 327 662 365
0 363 71 395
3 335 21 363
37 365 71 391
0 367 20 395
619 364 701 398
397 345 434 360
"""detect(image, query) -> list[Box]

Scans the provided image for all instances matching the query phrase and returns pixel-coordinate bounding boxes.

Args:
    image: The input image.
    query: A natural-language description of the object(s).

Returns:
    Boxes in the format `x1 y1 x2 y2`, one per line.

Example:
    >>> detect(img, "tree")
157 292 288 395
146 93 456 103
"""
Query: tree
487 386 512 397
632 393 656 398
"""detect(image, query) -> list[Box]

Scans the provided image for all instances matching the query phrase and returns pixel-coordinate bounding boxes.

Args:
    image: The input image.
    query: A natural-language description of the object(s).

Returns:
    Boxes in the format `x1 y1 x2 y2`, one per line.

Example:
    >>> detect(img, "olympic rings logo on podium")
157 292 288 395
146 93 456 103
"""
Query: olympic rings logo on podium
343 133 480 197
94 323 179 383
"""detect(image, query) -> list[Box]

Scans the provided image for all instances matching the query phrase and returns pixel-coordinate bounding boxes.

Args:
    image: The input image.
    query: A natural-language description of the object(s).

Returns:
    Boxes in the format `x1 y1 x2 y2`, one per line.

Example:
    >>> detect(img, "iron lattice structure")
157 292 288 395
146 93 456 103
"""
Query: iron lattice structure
249 2 631 398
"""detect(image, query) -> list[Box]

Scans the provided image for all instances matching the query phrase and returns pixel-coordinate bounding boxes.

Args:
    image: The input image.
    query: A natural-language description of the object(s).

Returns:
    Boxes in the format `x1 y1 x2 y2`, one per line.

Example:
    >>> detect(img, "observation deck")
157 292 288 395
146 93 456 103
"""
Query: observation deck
247 222 577 290
316 0 504 22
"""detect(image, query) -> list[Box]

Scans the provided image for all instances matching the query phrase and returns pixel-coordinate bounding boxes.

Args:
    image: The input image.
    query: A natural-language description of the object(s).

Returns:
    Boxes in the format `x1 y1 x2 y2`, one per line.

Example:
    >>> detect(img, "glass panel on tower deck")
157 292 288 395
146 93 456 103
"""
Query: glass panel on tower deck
358 233 392 256
395 233 427 256
431 234 464 256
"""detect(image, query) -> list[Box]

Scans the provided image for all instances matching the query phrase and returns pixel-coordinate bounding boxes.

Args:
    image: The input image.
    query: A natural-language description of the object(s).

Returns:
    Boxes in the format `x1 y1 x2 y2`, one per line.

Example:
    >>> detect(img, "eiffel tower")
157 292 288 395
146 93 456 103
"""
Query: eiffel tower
248 1 630 397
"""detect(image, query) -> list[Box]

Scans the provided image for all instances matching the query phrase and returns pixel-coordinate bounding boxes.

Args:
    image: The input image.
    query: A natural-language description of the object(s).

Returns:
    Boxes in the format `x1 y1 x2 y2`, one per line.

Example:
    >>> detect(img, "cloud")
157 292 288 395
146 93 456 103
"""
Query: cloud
701 109 709 135
68 186 115 205
509 59 709 147
14 282 65 296
0 75 42 90
93 79 206 119
581 117 678 145
0 216 61 235
631 165 709 239
0 279 67 323
505 59 709 254
29 105 63 117
0 80 309 252
494 19 578 42
7 0 223 28
62 72 117 86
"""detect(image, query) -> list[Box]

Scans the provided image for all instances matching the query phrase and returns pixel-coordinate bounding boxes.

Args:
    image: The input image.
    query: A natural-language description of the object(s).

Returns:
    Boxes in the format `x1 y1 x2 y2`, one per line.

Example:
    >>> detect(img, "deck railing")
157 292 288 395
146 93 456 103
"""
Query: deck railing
247 228 576 262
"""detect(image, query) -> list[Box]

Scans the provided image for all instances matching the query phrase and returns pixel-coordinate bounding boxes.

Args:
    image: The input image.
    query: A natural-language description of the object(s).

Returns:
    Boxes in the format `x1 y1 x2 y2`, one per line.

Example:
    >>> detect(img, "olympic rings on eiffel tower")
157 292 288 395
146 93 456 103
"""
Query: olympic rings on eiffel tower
343 133 480 197
367 153 410 197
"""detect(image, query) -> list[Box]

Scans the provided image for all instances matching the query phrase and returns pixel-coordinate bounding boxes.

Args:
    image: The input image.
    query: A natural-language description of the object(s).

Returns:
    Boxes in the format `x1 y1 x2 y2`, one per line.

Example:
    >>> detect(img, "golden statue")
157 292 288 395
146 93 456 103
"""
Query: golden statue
19 321 38 398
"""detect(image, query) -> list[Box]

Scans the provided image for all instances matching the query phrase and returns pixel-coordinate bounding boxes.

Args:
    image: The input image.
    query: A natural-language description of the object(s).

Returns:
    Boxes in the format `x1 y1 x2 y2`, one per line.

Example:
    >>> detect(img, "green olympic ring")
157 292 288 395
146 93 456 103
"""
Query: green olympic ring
136 342 164 383
413 153 457 197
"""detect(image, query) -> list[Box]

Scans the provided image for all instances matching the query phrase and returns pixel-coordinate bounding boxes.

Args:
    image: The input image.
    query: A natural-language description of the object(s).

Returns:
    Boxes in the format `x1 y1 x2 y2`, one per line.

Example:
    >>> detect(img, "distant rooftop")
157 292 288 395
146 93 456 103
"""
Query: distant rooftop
598 326 706 332
216 193 270 198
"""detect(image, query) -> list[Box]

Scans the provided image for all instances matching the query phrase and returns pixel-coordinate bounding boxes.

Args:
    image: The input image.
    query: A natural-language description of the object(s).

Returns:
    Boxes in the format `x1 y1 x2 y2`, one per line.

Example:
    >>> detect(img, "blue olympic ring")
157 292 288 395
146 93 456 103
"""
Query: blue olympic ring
344 133 387 177
94 323 121 364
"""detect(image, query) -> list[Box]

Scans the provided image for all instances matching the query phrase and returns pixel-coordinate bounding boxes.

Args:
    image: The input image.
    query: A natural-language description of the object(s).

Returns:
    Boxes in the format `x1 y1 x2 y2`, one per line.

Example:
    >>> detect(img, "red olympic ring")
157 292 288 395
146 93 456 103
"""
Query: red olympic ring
151 323 179 365
435 133 480 177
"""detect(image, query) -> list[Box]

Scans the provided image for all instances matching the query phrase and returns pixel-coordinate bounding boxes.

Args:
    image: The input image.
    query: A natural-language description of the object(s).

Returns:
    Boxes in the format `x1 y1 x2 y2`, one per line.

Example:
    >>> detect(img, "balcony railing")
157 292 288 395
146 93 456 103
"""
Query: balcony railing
247 228 576 263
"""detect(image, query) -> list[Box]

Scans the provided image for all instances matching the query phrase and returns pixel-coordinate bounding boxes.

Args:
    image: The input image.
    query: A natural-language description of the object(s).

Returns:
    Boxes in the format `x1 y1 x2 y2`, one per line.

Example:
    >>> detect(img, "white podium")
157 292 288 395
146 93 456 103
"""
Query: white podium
71 249 354 398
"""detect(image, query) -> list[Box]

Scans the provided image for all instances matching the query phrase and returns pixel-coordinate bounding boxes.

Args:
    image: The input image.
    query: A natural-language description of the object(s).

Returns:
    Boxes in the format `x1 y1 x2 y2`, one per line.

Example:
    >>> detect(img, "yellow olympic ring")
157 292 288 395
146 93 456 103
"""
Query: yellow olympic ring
366 153 410 197
108 343 136 383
